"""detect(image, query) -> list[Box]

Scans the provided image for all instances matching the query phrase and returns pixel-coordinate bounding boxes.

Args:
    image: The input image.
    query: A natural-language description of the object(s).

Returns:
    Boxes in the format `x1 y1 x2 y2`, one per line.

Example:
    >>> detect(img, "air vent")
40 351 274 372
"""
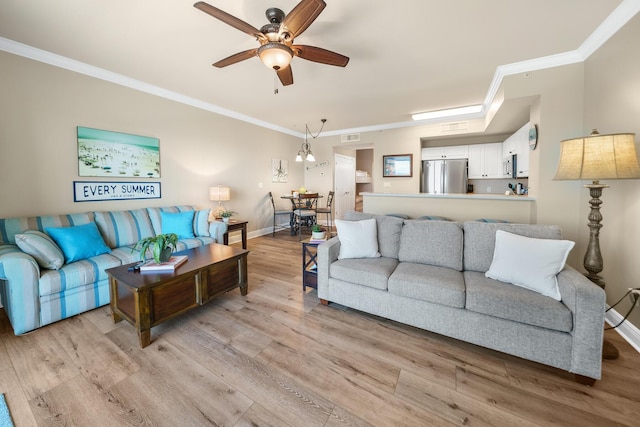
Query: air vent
440 122 469 132
341 133 360 142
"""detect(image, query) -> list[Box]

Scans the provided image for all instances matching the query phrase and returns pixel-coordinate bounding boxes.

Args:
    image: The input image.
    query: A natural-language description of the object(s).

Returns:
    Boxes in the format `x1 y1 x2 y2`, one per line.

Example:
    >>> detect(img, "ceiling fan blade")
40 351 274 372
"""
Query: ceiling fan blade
212 48 258 68
194 1 266 42
282 0 326 38
293 45 349 67
277 66 294 86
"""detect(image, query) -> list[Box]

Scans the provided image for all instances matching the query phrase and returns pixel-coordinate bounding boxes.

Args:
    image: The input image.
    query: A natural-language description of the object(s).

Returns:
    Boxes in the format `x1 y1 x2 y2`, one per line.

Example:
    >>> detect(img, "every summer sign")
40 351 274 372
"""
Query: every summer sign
74 181 161 202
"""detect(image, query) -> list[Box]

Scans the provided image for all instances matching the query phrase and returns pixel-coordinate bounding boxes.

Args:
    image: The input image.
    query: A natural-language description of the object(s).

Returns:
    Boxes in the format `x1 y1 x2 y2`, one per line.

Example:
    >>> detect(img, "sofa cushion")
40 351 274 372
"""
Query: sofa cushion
464 271 573 332
108 246 142 264
161 211 196 239
335 218 380 259
330 257 398 291
45 222 112 264
94 209 155 248
388 262 465 308
485 230 574 301
343 211 403 259
0 213 93 245
15 230 64 270
398 220 463 271
175 237 215 251
147 206 195 235
463 221 563 273
39 253 121 297
193 209 211 237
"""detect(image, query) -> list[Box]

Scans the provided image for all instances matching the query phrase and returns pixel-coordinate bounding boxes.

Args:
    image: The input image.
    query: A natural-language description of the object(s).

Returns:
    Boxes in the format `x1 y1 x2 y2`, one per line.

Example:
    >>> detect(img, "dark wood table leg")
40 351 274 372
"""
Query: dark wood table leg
138 329 151 348
240 223 247 250
239 255 248 296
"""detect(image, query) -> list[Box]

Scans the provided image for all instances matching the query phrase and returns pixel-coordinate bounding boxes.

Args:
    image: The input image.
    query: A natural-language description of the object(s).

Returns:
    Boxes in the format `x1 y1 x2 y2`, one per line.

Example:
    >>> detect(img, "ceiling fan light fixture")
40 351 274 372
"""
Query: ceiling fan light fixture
258 42 293 70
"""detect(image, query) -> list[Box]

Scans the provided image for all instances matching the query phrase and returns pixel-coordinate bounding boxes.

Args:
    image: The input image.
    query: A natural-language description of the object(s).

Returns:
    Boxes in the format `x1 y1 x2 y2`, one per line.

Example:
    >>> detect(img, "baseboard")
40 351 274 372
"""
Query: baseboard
246 226 285 241
605 306 640 353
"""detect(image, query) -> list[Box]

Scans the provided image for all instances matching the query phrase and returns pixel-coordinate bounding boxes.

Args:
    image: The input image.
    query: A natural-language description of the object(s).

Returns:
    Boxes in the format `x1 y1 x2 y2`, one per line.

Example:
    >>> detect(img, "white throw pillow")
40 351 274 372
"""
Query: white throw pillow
335 218 381 259
485 230 575 300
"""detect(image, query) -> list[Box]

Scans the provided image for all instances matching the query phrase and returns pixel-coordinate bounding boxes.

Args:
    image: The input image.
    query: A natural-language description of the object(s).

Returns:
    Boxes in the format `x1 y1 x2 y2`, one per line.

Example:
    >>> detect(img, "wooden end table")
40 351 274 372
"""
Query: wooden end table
222 219 248 249
106 244 248 348
302 238 325 291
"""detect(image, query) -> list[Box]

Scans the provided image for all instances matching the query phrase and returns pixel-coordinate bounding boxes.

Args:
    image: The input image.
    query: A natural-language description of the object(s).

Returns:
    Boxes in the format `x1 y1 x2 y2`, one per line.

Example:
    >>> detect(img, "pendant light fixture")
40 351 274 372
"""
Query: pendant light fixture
296 119 326 162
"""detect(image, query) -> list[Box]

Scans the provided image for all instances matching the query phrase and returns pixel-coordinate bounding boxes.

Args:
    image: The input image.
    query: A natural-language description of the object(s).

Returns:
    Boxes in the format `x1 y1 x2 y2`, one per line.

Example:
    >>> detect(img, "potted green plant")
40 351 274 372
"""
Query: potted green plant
133 233 179 264
311 224 326 240
220 210 236 223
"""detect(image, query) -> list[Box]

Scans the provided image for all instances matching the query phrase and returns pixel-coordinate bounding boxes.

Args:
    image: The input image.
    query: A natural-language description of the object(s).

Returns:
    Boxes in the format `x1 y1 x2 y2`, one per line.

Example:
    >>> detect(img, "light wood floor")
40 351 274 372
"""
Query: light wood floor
1 231 640 426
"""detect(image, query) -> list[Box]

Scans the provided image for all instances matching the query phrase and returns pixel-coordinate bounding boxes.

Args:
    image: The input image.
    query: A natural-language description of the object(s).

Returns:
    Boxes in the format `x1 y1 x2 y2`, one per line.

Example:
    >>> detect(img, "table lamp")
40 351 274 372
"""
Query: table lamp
209 185 230 219
554 129 640 359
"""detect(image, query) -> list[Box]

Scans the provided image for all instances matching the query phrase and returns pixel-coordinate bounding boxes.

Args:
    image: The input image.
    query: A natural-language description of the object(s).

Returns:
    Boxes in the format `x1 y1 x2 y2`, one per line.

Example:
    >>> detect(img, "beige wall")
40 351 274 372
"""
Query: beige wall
583 14 640 327
0 52 302 234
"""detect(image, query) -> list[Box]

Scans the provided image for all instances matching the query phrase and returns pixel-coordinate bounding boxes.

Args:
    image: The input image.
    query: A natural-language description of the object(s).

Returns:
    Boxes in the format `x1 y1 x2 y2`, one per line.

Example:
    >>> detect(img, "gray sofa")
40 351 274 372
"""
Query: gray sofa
317 211 606 383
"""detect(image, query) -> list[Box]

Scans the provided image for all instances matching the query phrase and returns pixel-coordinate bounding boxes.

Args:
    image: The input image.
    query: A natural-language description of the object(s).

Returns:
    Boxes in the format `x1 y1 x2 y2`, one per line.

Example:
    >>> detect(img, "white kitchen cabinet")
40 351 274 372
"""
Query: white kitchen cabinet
421 145 469 160
468 143 503 179
517 136 529 177
503 133 518 157
502 122 531 177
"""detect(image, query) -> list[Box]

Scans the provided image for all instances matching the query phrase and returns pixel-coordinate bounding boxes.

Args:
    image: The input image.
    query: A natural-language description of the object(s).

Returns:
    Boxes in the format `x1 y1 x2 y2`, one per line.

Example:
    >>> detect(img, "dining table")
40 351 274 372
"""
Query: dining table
280 193 323 235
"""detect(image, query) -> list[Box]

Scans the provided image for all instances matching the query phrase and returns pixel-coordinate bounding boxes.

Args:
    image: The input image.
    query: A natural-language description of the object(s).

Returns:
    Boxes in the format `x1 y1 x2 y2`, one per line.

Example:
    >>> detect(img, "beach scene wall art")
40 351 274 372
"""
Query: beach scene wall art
77 126 160 178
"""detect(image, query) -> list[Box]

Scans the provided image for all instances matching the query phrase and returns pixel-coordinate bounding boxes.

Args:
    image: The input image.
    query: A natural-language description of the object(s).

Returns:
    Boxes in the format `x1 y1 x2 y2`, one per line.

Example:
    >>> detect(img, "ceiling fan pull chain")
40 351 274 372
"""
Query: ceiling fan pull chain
274 74 279 95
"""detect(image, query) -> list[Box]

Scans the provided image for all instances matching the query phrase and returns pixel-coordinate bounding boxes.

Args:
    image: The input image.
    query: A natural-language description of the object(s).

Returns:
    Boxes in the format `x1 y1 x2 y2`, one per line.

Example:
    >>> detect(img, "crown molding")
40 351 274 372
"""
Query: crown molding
1 0 639 138
0 37 302 138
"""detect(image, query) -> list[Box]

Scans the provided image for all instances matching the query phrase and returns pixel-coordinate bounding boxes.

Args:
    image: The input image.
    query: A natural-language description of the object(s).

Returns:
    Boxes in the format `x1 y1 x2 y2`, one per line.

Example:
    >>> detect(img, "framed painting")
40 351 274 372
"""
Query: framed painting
272 158 288 183
77 126 160 178
383 154 413 177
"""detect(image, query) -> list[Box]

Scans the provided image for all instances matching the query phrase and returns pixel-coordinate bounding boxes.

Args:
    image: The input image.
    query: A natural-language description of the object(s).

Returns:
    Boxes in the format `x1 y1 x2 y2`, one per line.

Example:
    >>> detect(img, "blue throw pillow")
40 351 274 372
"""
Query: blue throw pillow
161 211 195 239
45 222 111 263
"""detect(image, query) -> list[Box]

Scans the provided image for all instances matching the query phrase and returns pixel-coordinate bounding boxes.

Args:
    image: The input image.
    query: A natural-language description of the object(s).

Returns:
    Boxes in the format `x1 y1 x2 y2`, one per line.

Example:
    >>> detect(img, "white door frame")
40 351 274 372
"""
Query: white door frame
334 153 356 220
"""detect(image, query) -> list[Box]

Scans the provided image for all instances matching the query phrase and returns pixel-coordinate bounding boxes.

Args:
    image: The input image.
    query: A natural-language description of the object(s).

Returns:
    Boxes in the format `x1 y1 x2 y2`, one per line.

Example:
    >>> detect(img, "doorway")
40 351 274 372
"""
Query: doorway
334 154 356 220
355 148 374 211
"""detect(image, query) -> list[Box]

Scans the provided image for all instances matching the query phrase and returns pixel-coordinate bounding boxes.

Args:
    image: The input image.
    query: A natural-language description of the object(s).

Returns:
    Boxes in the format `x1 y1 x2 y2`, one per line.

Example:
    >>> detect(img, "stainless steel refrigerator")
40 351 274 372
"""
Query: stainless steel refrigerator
421 159 468 194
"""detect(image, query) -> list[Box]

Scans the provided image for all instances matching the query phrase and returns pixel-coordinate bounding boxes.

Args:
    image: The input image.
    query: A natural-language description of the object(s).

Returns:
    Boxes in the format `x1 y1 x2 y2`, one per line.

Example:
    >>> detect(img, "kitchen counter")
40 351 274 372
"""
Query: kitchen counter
360 192 536 223
362 192 535 201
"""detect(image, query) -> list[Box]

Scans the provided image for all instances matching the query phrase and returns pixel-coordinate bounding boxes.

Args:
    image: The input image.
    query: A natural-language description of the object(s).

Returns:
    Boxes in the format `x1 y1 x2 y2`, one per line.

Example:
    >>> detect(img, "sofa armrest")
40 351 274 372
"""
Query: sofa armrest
557 265 606 379
317 236 340 300
0 246 42 334
208 221 228 244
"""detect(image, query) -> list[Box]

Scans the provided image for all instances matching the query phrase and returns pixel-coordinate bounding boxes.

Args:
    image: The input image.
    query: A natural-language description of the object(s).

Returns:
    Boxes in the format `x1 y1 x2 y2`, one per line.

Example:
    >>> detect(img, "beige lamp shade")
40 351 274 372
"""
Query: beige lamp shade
209 186 231 202
554 132 640 181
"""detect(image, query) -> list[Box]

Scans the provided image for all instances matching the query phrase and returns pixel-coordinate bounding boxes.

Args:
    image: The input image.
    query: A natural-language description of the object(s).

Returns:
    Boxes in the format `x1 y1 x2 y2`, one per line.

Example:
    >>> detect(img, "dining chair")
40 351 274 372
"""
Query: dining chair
268 192 293 237
315 190 334 232
293 193 318 239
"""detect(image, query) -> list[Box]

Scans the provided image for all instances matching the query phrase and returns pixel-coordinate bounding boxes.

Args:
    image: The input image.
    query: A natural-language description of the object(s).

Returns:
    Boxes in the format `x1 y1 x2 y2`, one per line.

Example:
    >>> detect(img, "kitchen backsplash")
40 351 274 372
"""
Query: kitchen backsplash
468 178 529 194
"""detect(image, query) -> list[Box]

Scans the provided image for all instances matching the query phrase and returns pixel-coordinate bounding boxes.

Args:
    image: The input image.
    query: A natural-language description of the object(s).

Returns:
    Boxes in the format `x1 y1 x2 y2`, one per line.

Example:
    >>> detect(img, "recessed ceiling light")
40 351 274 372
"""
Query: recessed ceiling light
411 105 483 121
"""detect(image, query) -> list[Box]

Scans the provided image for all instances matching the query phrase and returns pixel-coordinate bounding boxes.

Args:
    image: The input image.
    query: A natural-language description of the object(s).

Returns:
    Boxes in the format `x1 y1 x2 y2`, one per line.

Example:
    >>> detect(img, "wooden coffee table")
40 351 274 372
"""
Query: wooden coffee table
106 243 248 347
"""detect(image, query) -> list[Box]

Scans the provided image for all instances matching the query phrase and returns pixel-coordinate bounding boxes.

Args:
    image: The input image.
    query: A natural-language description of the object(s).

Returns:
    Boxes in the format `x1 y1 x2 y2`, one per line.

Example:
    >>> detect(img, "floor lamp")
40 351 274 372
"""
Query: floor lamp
554 130 640 359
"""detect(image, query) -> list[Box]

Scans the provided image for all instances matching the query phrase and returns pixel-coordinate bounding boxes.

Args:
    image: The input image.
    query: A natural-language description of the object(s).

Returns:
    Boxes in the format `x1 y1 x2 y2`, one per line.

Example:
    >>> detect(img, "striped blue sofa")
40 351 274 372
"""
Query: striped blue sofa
0 206 226 335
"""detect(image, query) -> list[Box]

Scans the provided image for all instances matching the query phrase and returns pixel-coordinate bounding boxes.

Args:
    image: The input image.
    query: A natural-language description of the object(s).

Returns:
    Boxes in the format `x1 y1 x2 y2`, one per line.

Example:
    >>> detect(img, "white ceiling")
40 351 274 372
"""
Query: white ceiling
0 0 632 136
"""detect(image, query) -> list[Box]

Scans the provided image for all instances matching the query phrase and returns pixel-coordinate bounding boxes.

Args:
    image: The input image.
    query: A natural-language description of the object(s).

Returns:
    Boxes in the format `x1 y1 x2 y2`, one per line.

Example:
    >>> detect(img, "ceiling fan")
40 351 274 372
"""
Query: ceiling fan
194 0 349 86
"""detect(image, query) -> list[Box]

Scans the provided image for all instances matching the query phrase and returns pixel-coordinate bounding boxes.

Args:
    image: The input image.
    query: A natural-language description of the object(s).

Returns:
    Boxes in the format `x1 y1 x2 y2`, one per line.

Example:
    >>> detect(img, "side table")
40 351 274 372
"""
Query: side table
302 238 325 291
222 219 248 249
